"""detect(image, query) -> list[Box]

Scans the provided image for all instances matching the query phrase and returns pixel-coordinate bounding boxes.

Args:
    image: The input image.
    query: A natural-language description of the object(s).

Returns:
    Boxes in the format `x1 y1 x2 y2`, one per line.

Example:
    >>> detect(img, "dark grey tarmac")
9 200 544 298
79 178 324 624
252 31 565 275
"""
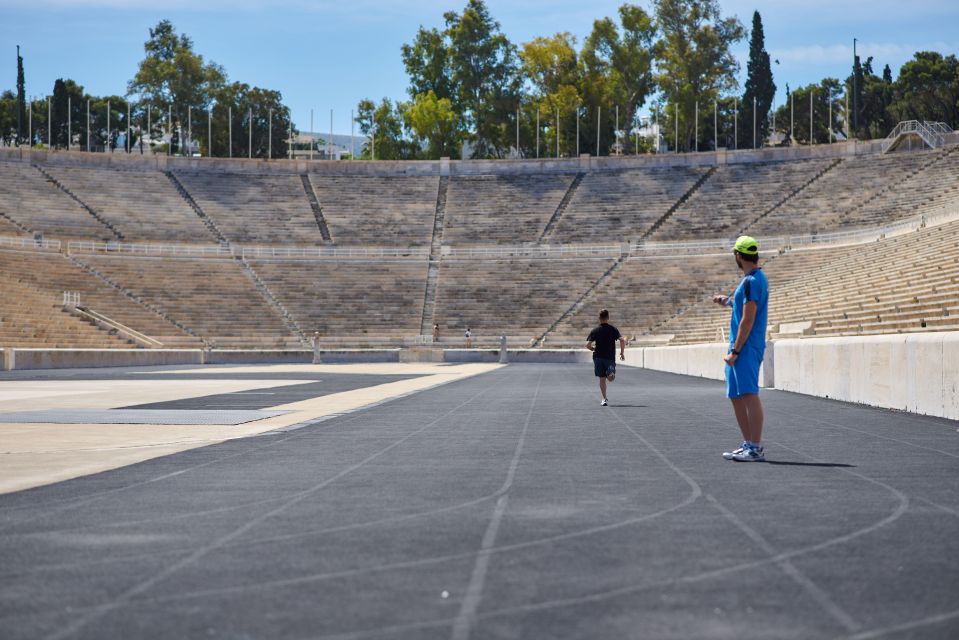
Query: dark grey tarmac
1 364 958 640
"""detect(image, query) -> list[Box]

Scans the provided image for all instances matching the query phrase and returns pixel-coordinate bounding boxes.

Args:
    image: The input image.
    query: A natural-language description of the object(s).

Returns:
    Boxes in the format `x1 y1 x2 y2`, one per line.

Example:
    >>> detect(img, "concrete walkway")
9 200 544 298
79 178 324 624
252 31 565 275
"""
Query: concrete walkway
0 363 500 494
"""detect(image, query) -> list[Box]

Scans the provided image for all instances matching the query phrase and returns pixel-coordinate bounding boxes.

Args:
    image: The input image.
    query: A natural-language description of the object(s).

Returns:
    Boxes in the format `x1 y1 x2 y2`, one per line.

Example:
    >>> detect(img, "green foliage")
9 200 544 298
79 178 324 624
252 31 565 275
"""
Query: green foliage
739 11 776 149
402 27 455 102
51 79 86 149
127 20 225 113
853 57 896 139
653 0 744 151
520 32 581 157
891 51 959 127
206 83 293 159
580 5 657 156
355 98 416 160
0 90 16 145
772 79 842 145
404 91 461 158
16 48 26 144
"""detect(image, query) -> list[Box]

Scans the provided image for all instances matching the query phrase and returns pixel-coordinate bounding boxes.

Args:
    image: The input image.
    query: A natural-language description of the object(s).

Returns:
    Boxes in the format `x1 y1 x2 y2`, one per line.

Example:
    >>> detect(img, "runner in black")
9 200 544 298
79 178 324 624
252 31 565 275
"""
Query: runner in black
586 308 626 406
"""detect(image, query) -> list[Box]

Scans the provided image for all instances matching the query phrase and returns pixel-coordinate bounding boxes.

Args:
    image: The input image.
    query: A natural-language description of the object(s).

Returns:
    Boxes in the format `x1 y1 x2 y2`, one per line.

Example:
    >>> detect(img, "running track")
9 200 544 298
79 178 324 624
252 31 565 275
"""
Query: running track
2 364 958 639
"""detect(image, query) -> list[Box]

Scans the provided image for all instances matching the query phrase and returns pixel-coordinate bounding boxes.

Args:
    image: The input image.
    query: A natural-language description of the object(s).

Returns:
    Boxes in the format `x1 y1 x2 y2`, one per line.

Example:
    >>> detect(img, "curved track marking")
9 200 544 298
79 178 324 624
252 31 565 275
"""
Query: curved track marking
41 380 502 640
278 368 915 640
845 608 959 639
451 372 543 640
770 407 959 460
47 367 702 615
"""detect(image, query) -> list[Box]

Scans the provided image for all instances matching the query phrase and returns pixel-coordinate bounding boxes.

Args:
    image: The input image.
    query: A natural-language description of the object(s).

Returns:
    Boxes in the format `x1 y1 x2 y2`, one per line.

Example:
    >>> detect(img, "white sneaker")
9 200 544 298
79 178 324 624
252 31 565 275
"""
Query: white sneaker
723 442 748 460
601 399 608 406
731 444 765 462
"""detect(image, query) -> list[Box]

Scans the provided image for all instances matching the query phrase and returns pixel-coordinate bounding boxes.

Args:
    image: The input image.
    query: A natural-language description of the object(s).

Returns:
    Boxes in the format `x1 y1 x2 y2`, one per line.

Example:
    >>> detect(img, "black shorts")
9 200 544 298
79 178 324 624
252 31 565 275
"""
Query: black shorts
594 358 616 378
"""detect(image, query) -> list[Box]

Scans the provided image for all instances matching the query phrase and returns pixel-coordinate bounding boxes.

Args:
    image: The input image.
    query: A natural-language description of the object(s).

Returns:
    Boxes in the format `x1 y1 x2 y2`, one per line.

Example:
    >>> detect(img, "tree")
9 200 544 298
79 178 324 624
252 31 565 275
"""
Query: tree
653 0 744 152
128 20 226 151
206 83 293 159
404 91 461 158
444 0 522 157
520 32 581 157
580 5 657 155
16 46 25 145
772 79 842 145
355 98 415 160
852 58 896 139
402 27 455 103
0 91 16 145
50 79 86 149
851 52 865 136
739 11 775 149
891 51 959 127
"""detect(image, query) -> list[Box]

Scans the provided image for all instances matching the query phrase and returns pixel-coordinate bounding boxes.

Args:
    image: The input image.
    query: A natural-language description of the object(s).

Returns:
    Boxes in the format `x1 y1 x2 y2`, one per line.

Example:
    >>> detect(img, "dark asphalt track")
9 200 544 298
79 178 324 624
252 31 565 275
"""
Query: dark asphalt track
1 364 958 640
124 374 423 410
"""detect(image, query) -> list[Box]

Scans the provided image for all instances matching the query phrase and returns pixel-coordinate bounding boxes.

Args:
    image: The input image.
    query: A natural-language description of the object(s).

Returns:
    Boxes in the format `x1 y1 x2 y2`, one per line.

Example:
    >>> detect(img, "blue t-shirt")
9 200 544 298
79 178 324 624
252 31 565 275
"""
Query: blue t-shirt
729 268 769 355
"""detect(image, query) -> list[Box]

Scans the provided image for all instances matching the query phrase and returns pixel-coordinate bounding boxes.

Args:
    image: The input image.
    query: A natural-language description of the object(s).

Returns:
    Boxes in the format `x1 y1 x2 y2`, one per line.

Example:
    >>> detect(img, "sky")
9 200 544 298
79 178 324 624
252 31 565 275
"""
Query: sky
3 0 958 134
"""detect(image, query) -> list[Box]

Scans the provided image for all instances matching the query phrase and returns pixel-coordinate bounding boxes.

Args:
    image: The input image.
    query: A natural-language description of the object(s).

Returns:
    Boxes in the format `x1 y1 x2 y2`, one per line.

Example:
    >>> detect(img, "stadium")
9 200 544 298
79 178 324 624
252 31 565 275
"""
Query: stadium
2 1 959 638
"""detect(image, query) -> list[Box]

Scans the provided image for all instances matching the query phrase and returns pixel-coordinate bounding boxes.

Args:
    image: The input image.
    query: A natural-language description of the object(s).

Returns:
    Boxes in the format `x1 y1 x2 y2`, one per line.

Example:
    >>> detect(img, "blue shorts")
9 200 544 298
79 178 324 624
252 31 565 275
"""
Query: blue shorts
725 348 762 398
594 358 616 378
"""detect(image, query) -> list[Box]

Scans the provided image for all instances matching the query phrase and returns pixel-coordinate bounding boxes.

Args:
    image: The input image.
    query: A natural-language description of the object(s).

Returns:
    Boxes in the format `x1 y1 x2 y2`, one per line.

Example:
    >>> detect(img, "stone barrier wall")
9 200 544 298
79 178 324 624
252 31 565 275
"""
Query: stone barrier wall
623 333 958 420
773 333 959 420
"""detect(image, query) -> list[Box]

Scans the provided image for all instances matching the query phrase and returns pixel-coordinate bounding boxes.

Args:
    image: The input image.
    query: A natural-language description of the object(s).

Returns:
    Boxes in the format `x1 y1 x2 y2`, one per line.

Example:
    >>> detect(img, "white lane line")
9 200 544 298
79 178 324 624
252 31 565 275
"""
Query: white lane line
706 493 861 632
845 608 959 639
450 372 543 640
776 410 959 460
42 379 502 640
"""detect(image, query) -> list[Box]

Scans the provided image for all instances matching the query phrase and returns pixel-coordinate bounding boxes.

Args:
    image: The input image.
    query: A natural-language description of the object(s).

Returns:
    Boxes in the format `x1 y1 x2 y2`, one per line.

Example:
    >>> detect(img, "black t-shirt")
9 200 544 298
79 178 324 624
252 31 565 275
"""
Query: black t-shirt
587 324 621 360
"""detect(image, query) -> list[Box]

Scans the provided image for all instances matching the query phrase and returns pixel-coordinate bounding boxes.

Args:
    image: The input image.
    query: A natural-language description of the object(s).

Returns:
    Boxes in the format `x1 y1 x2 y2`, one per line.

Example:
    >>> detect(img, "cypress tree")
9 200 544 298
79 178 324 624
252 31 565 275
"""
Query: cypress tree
16 46 26 145
740 11 776 149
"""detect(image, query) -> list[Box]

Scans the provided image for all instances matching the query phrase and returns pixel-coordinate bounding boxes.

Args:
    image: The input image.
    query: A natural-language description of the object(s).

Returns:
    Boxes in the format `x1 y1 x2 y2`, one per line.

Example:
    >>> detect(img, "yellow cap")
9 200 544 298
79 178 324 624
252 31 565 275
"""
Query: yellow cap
734 235 759 255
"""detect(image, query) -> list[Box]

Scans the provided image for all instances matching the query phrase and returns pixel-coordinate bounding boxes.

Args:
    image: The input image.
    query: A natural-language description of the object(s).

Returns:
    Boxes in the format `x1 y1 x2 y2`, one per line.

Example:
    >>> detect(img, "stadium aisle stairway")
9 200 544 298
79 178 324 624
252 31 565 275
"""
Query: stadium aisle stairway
0 249 202 348
248 258 429 345
47 166 217 242
433 257 618 345
174 173 328 245
76 254 297 348
550 166 709 243
444 174 574 245
309 176 439 246
0 162 116 239
0 258 131 348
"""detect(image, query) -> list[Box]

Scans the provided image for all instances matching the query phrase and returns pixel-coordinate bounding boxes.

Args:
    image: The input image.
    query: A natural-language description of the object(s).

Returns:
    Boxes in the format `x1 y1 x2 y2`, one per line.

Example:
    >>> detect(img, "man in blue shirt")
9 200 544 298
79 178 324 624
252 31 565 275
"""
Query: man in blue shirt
712 236 769 462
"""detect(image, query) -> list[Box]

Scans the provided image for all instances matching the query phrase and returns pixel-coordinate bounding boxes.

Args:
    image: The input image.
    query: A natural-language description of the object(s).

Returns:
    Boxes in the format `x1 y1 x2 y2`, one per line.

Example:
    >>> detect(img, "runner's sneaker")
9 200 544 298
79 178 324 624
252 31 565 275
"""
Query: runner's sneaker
731 444 765 462
601 399 608 406
722 442 749 460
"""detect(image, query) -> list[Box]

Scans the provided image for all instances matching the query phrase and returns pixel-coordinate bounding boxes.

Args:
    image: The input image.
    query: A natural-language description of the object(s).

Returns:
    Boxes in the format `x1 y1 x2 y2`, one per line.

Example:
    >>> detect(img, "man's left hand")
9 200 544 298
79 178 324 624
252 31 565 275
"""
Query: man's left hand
620 353 625 361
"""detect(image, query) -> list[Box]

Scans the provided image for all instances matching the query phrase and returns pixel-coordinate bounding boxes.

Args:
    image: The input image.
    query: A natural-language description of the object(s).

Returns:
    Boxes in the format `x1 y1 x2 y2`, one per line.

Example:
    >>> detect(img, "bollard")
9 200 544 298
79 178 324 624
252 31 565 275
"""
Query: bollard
499 336 509 364
312 332 322 364
1 348 14 371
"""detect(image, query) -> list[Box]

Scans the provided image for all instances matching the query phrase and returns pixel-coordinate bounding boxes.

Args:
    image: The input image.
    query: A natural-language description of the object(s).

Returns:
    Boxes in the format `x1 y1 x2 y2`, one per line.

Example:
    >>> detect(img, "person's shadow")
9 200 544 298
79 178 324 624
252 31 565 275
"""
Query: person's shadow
764 460 855 468
611 404 648 408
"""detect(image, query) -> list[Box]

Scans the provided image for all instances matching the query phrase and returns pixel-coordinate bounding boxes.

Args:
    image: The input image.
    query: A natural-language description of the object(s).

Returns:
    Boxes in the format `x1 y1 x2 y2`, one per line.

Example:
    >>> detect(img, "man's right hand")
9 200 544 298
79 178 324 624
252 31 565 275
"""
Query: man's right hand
712 295 729 306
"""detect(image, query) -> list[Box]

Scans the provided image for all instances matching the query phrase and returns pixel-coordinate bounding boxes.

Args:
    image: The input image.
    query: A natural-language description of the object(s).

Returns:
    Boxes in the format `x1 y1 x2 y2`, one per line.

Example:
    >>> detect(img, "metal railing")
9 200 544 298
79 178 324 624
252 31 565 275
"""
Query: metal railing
0 235 61 251
240 245 430 260
443 243 627 259
61 240 430 260
1 204 956 263
881 120 951 153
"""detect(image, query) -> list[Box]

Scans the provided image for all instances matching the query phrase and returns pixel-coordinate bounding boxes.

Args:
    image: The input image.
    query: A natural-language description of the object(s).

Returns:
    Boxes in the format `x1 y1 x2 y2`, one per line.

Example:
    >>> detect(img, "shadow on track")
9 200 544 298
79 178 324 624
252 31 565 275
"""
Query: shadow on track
764 460 856 468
